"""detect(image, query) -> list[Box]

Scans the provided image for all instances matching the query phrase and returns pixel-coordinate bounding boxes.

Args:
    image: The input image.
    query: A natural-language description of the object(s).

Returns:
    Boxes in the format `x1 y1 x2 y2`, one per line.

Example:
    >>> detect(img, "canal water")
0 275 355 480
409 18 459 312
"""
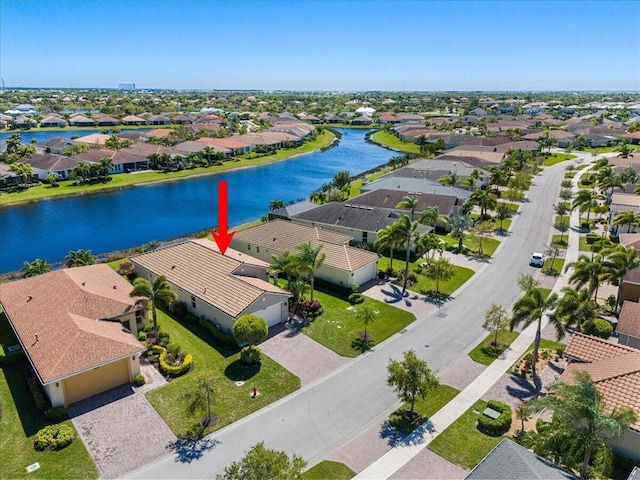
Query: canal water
0 129 393 273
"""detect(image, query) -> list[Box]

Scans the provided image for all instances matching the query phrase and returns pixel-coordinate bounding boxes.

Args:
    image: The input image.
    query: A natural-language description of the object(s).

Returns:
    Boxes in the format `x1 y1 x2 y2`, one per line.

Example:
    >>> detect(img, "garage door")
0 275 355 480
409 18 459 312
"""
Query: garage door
63 358 130 406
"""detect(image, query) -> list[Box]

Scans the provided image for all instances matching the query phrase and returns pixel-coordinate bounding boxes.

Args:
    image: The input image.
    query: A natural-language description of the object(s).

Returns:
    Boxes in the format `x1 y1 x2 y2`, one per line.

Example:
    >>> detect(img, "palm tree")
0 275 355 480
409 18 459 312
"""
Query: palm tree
396 214 420 296
374 223 403 273
396 195 419 221
438 171 461 186
418 205 448 231
6 132 21 155
449 215 473 251
612 210 640 235
268 199 287 211
416 233 444 263
566 254 605 301
269 250 298 284
295 242 326 301
356 305 377 343
129 275 177 338
64 249 97 267
553 286 596 332
529 371 637 478
469 189 498 219
510 287 562 377
601 244 640 286
21 258 52 278
572 189 597 227
99 157 114 180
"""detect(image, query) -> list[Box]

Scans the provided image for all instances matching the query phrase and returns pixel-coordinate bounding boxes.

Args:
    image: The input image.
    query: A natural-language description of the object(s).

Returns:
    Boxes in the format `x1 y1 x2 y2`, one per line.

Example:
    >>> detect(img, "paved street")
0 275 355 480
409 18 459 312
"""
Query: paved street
128 160 571 479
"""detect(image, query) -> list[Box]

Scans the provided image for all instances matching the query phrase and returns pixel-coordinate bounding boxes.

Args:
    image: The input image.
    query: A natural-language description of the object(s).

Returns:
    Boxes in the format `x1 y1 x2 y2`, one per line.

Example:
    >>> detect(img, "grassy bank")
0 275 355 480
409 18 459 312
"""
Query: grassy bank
0 130 334 206
371 131 422 154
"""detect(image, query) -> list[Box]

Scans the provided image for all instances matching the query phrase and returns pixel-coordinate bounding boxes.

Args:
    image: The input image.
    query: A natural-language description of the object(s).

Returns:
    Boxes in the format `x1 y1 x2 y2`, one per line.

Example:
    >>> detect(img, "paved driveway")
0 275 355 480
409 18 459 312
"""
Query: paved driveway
69 360 177 479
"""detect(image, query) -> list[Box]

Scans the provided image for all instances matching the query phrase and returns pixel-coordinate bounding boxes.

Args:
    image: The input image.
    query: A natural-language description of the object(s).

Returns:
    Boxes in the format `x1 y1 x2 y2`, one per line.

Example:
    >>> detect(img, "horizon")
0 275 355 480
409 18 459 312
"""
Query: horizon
2 0 639 92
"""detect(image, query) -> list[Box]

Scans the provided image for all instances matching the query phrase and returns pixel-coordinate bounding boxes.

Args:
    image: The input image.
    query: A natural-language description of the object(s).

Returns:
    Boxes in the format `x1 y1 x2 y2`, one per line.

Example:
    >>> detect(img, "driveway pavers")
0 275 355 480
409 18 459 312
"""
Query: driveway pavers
69 359 176 479
389 448 468 480
439 356 487 391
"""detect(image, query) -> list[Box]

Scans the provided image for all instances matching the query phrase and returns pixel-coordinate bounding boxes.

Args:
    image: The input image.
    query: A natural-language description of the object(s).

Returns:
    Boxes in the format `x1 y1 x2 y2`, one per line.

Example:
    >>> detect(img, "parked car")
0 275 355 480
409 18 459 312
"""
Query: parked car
529 252 545 268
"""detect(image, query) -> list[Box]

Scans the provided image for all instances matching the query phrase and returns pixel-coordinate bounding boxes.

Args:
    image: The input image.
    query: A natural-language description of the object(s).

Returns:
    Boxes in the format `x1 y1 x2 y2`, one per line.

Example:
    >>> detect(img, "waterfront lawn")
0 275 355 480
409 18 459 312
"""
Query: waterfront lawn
428 400 503 470
371 131 421 155
145 308 300 439
0 314 98 479
389 384 460 435
0 130 334 206
542 153 577 166
302 461 355 480
377 257 475 298
300 287 415 357
468 329 520 366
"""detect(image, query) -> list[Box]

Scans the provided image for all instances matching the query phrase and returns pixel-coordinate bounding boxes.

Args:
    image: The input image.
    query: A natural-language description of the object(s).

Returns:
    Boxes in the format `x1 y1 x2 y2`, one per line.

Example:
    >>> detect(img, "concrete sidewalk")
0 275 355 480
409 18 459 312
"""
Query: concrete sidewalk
354 159 590 480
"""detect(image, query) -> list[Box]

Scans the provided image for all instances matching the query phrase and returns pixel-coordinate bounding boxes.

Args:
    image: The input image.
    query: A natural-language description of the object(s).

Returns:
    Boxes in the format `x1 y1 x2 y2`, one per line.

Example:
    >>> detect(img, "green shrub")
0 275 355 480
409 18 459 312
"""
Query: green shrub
34 424 76 451
348 293 364 304
198 316 237 346
240 345 262 364
0 344 25 365
28 377 50 412
556 345 566 357
476 400 512 436
168 300 188 319
585 233 600 244
137 330 147 341
582 318 613 339
536 417 551 433
133 373 145 387
157 331 171 347
149 345 192 377
45 406 68 420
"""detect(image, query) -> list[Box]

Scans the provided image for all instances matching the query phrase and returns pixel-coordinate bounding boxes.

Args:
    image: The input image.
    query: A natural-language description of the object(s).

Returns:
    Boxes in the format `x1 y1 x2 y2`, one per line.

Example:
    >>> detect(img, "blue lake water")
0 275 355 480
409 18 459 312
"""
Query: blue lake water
0 129 393 273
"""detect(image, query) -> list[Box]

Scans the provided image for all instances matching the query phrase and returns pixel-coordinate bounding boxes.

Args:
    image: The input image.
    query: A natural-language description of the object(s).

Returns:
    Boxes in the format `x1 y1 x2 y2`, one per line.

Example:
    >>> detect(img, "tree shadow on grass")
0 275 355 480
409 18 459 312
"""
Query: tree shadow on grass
167 436 220 464
224 360 261 381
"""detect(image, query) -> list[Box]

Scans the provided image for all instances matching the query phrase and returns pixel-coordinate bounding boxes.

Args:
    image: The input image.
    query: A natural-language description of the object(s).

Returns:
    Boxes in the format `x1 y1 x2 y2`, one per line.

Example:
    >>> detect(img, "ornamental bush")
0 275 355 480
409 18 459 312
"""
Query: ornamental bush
477 400 512 436
348 293 364 305
34 424 75 451
149 345 192 377
45 406 68 420
198 317 237 346
169 300 188 319
233 314 268 346
28 377 50 412
582 318 613 339
133 373 145 387
240 346 262 364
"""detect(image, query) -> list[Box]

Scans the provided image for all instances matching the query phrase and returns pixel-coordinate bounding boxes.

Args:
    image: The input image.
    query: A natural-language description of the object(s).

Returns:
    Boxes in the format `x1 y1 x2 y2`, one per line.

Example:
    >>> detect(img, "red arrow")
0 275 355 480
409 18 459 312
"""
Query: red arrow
211 180 235 256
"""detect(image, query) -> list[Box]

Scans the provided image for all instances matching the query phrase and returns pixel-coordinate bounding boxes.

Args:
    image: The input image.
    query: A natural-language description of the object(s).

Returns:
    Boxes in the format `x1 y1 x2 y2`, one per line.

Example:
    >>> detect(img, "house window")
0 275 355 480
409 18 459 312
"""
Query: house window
191 295 196 308
257 246 260 253
362 231 368 242
248 245 251 251
135 310 142 324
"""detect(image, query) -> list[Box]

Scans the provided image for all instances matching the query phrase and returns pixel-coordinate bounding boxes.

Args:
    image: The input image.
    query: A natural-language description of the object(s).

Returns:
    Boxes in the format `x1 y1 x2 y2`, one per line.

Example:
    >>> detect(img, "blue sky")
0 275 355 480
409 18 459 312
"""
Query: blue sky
2 0 639 91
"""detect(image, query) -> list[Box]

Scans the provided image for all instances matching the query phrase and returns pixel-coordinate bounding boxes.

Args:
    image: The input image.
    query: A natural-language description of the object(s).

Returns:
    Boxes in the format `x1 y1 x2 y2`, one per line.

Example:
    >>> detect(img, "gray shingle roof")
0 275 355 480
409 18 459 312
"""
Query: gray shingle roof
361 176 472 201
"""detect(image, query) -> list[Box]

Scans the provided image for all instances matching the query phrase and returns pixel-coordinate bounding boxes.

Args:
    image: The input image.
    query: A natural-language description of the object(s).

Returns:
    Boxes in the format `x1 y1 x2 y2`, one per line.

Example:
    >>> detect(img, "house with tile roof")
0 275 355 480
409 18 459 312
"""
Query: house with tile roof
130 239 291 333
36 136 76 154
619 234 640 303
121 115 147 126
562 332 640 460
68 114 96 127
40 115 68 128
22 152 94 180
231 220 380 288
618 301 640 349
0 264 146 407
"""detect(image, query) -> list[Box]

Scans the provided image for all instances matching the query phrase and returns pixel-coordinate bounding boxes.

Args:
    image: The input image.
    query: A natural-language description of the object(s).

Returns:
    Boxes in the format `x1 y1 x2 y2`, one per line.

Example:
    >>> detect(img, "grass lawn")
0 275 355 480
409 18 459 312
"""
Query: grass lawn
0 315 98 479
578 236 595 252
468 329 520 366
377 256 475 298
389 384 460 434
550 234 569 249
564 172 577 179
0 130 334 206
542 258 564 276
302 461 355 480
300 287 416 357
542 153 577 166
145 308 300 438
371 130 422 154
440 234 500 257
428 400 503 470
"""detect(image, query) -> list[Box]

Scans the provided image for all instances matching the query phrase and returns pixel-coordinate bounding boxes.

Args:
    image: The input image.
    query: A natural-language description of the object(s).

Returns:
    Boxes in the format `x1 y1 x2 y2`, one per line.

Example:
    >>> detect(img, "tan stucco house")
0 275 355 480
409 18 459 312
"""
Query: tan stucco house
230 219 380 288
0 264 146 407
130 238 291 334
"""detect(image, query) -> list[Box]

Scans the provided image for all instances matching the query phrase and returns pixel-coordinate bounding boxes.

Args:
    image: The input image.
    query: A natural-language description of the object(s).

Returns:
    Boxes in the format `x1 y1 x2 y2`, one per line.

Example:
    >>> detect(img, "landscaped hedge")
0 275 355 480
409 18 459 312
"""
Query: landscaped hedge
28 377 51 412
149 345 192 377
45 406 68 420
198 316 237 346
477 400 512 436
34 424 76 451
0 344 25 365
582 318 613 339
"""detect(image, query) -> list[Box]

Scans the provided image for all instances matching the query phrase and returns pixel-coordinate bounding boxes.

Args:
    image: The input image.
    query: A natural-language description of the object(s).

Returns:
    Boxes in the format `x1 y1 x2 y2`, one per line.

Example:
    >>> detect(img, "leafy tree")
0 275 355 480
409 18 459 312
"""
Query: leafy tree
386 349 439 416
184 374 217 428
64 249 97 267
495 203 513 232
511 288 562 377
21 258 52 278
424 255 455 295
470 220 495 255
332 170 351 190
233 314 268 347
615 140 633 158
553 286 596 332
295 242 325 301
517 272 539 293
46 172 60 187
483 303 509 347
528 371 637 478
356 305 377 344
129 275 177 338
544 244 563 275
449 215 473 251
216 442 307 480
268 199 287 211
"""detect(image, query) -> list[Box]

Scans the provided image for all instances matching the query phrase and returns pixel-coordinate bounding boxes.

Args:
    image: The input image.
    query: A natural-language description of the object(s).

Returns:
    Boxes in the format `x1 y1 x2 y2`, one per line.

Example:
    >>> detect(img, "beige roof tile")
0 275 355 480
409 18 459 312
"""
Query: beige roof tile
130 240 289 318
618 301 640 338
564 331 636 362
0 265 144 384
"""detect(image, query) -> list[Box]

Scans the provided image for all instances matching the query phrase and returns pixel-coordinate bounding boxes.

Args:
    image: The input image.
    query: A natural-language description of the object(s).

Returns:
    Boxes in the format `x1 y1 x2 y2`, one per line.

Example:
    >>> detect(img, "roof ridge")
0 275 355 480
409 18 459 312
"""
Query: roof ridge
344 245 352 271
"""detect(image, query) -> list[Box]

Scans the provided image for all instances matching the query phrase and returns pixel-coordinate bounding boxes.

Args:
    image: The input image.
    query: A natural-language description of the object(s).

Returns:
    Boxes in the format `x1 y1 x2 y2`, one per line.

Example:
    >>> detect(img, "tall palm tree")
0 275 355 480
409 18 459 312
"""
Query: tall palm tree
416 233 444 263
566 254 606 301
572 189 597 227
419 205 448 231
64 249 97 267
295 242 326 301
529 371 637 478
601 244 640 286
129 275 177 338
510 287 562 377
268 199 287 211
21 258 52 278
374 223 403 273
553 286 596 332
396 195 419 221
469 189 498 219
269 250 298 284
612 210 640 235
396 214 420 296
438 171 461 186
